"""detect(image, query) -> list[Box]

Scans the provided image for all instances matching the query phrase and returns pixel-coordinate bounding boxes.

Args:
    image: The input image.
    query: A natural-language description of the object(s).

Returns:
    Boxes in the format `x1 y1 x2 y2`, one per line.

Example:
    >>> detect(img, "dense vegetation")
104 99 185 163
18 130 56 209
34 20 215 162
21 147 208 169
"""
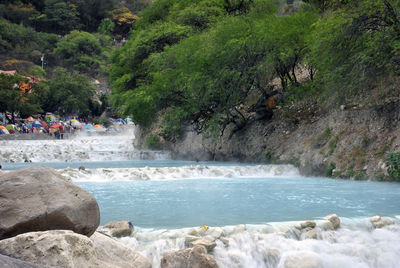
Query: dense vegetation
0 0 149 119
110 0 400 141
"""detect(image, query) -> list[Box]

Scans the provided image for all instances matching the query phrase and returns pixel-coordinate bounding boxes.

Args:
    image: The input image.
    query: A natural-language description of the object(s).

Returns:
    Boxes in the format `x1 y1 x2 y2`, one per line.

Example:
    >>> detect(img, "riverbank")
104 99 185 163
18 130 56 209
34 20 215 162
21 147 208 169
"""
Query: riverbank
137 98 400 181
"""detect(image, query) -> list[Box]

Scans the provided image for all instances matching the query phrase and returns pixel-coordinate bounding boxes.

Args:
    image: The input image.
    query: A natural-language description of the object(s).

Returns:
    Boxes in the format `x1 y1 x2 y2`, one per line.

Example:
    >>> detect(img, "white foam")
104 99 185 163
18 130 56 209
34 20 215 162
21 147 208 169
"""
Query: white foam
0 126 169 163
59 164 301 182
116 218 400 268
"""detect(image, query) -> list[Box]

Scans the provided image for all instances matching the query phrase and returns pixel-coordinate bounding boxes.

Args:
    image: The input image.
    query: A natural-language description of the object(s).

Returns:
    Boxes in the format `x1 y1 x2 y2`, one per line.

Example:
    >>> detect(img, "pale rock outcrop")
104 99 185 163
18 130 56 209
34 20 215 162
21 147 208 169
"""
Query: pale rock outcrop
370 216 394 228
0 166 99 239
188 236 217 253
317 220 334 231
161 245 218 268
280 251 323 268
90 232 151 268
99 221 134 237
300 221 316 229
208 227 225 240
324 214 340 230
301 228 318 240
0 253 39 268
0 230 151 268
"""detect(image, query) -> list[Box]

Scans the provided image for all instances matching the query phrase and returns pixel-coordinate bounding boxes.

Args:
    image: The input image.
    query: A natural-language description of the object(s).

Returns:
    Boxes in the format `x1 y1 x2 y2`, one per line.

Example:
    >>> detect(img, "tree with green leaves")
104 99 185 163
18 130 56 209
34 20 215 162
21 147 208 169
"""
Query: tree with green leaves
40 68 94 117
0 73 42 122
53 30 106 74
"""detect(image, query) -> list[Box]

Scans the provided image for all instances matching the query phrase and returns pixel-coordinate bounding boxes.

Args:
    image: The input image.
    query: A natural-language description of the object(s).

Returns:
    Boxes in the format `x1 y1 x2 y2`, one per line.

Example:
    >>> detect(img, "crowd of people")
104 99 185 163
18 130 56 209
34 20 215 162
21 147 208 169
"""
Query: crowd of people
0 114 90 139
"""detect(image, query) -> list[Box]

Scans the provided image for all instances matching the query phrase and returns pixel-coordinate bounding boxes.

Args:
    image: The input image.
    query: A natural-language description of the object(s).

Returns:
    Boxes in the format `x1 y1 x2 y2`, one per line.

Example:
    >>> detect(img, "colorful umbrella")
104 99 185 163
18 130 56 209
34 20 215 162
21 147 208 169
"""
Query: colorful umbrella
6 124 14 130
94 124 102 128
32 123 42 127
0 125 5 129
26 116 34 121
115 118 125 124
85 124 95 130
51 124 62 128
41 121 48 127
71 119 78 122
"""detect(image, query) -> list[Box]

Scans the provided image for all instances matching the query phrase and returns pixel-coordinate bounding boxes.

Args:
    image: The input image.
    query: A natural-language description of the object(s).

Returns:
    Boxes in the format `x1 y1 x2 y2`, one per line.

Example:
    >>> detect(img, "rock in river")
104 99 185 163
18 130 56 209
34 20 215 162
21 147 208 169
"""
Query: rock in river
0 230 151 268
0 166 100 239
161 245 218 268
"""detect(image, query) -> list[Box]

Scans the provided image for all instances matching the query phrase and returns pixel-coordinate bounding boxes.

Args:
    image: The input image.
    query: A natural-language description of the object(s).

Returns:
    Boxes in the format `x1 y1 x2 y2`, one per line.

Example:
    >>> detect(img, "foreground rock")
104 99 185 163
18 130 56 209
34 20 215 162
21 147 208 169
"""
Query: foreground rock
0 230 151 268
161 245 218 268
0 254 39 268
90 232 151 268
0 166 100 239
99 221 134 237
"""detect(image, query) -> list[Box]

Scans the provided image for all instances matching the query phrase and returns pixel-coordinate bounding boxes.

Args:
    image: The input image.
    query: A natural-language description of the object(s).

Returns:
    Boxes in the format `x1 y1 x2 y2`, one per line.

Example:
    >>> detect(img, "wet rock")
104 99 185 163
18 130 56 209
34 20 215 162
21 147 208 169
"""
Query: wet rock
185 235 200 245
281 251 323 268
219 237 230 246
232 224 247 234
188 236 217 253
317 220 334 231
370 216 394 228
0 166 100 239
90 232 151 268
301 228 318 240
100 221 134 237
187 228 199 236
300 221 316 229
324 214 340 230
0 253 39 268
78 166 85 170
262 249 280 267
0 230 151 268
161 245 218 268
208 227 225 239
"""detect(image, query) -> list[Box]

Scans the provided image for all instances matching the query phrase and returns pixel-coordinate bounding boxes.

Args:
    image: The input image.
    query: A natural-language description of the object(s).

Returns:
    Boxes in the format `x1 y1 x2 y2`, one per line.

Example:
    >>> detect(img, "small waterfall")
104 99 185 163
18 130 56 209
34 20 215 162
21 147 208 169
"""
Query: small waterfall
116 219 400 268
60 164 301 181
0 126 170 163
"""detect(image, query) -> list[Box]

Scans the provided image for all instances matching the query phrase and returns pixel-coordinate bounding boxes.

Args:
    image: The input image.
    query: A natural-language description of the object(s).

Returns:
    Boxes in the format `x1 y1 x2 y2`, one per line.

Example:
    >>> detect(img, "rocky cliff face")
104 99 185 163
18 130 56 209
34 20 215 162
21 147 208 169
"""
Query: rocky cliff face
161 101 400 180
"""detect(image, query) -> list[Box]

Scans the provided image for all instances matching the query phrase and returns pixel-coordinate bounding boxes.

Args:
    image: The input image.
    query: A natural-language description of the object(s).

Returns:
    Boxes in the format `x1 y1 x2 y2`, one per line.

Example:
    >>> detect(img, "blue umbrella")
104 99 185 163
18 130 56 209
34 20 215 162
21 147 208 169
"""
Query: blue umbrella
115 118 125 124
26 124 32 129
32 123 42 127
85 124 95 129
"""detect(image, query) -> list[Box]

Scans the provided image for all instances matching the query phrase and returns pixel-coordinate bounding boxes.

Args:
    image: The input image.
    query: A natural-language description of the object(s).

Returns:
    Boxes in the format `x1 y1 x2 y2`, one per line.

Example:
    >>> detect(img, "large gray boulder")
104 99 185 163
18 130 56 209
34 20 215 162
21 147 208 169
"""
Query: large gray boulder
99 221 134 237
90 231 151 268
0 230 151 268
0 253 39 268
0 166 100 239
161 245 218 268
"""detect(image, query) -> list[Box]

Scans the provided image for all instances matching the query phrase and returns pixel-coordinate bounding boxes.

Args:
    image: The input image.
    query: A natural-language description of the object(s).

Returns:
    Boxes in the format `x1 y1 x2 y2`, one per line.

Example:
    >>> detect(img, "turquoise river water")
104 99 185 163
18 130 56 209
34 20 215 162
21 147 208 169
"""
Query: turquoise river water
1 129 399 268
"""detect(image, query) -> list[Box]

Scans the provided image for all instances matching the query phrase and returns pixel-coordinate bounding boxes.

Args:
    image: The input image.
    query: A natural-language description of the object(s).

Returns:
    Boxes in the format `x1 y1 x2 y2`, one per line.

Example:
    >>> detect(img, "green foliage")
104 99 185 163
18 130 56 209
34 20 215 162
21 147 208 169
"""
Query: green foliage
40 68 94 117
98 18 115 35
161 107 189 141
324 162 336 177
110 0 317 136
145 133 162 149
0 73 42 120
310 0 400 96
32 0 81 34
386 152 400 181
0 18 58 61
53 30 106 74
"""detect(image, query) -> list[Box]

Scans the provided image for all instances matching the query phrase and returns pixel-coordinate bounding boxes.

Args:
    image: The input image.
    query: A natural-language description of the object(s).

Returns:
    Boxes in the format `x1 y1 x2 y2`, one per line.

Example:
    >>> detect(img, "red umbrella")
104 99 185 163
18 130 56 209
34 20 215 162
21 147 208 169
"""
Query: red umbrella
51 124 62 128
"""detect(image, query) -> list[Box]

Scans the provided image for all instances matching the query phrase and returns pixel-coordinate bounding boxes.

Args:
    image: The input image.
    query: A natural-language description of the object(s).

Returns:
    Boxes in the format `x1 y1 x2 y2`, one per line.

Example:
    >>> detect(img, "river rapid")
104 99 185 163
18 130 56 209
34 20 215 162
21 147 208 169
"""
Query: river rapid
1 127 399 268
